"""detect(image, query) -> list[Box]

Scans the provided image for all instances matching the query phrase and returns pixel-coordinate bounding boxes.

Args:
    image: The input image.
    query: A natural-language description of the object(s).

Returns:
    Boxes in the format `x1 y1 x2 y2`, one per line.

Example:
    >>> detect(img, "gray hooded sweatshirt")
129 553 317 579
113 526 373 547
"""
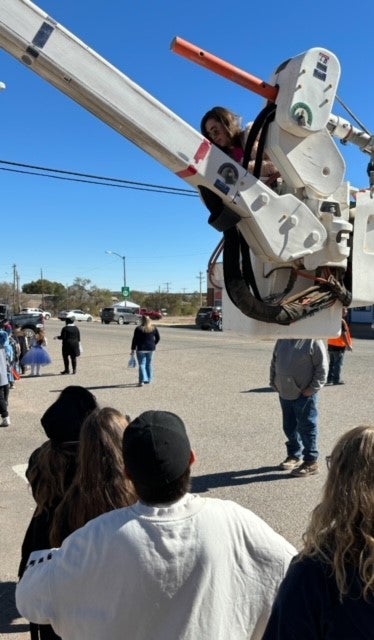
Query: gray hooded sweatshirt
269 339 328 400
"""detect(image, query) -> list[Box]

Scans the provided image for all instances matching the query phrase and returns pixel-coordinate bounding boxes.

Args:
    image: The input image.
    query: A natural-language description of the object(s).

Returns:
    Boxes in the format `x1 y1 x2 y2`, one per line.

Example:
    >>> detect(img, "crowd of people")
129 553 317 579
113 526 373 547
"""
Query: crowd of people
2 107 371 637
2 308 370 637
1 306 371 639
13 392 374 639
0 311 162 427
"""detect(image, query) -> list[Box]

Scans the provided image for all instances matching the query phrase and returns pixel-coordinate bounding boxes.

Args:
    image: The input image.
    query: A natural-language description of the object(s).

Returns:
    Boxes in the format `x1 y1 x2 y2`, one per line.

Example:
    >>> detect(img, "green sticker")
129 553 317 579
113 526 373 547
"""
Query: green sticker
290 102 313 126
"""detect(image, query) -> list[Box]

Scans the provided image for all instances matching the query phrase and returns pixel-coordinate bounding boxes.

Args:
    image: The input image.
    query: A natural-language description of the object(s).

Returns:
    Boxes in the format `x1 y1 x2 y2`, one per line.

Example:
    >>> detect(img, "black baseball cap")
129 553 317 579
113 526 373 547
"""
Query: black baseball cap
123 410 191 487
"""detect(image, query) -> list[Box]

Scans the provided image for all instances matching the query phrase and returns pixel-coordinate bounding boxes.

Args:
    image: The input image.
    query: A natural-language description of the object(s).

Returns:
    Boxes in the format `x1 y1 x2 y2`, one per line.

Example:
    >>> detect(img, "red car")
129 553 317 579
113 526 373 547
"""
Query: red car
139 308 162 320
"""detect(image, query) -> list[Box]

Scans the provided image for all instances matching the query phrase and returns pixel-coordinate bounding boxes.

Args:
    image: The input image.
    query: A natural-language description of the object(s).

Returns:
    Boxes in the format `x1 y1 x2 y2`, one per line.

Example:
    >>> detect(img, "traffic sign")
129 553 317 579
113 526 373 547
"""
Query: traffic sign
121 286 130 297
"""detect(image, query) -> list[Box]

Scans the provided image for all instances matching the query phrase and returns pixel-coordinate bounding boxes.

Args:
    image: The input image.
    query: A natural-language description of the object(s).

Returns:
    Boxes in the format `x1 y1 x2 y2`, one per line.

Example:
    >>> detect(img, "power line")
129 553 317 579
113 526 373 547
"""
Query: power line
0 159 199 198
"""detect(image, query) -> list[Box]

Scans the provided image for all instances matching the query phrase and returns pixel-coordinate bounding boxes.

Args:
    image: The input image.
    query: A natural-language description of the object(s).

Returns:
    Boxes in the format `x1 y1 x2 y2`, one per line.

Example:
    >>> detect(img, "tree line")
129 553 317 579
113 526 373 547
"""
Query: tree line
0 278 205 317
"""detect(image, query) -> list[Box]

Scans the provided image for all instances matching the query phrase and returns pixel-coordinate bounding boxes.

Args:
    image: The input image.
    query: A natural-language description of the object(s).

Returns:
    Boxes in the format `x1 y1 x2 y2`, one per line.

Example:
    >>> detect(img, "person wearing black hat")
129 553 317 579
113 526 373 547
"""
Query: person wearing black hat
54 317 80 375
16 410 296 640
18 386 97 640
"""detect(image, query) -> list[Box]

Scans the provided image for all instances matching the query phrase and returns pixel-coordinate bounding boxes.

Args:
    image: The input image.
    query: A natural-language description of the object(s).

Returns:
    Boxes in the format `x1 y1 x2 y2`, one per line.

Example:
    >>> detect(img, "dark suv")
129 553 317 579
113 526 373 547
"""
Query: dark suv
195 306 222 331
9 312 45 340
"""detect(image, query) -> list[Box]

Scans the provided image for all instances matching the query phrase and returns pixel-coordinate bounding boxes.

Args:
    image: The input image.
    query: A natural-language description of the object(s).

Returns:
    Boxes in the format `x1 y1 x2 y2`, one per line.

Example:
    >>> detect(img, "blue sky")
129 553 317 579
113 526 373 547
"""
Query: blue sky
0 0 373 294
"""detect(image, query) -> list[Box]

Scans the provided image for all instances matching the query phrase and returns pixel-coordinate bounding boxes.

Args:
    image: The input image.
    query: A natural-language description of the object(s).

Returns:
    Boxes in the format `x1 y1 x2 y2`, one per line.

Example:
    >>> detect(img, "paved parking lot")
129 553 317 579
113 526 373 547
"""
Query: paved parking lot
1 319 373 638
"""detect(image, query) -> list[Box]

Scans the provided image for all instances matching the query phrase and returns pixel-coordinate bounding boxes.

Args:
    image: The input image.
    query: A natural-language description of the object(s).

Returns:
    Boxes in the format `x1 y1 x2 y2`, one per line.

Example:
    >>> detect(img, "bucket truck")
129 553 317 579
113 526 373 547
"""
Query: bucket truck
1 0 373 337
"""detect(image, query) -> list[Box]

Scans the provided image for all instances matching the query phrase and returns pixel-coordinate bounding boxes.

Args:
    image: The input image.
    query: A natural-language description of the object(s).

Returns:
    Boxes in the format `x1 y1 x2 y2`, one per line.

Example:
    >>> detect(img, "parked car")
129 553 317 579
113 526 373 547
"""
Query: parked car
195 306 223 331
100 306 141 325
0 303 10 321
21 307 52 320
58 309 93 322
139 308 162 320
9 312 45 341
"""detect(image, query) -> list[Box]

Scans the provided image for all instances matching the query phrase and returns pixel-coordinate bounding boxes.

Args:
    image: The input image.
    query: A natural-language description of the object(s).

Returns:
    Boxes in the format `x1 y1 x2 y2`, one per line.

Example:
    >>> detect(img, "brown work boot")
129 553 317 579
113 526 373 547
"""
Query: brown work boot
291 461 319 477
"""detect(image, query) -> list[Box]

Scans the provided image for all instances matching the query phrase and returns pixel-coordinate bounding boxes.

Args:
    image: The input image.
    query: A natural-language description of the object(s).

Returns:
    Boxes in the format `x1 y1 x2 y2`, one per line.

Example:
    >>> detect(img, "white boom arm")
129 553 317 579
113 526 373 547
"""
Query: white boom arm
1 0 373 337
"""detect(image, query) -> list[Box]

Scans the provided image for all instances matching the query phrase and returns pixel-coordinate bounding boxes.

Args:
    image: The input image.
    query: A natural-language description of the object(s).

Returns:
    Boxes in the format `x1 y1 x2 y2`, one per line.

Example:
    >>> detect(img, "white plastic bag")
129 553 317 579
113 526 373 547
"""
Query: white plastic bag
128 355 137 368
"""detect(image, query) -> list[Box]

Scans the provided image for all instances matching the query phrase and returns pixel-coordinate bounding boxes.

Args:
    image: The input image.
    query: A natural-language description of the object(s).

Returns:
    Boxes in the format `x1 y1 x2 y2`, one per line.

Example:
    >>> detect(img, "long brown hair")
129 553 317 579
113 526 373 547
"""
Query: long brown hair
301 425 374 600
50 407 136 546
26 441 78 514
200 106 243 148
35 329 46 344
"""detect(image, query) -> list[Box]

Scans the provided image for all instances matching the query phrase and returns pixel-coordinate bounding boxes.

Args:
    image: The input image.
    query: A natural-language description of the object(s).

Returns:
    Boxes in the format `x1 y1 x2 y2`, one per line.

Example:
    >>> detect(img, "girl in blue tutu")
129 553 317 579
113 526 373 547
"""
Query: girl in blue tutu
21 329 52 376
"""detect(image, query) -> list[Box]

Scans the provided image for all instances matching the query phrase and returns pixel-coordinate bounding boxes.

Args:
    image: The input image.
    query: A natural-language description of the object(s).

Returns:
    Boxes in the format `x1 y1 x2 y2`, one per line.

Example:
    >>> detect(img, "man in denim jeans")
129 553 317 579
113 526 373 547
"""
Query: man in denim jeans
270 339 328 477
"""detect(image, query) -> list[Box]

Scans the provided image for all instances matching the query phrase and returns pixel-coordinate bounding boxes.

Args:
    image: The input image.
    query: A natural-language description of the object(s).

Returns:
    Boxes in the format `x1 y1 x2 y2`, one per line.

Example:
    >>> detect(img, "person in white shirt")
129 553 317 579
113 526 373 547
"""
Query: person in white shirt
16 410 296 640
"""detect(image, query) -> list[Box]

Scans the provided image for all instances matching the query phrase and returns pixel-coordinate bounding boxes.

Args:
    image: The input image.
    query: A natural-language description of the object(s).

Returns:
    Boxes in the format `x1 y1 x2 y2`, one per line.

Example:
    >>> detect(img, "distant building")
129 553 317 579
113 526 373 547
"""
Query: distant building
207 262 223 308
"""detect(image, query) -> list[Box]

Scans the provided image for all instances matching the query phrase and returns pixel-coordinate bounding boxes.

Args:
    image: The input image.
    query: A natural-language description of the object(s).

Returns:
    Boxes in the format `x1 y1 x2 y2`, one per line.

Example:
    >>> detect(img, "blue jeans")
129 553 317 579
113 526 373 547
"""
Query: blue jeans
136 351 154 383
279 394 319 462
327 349 344 383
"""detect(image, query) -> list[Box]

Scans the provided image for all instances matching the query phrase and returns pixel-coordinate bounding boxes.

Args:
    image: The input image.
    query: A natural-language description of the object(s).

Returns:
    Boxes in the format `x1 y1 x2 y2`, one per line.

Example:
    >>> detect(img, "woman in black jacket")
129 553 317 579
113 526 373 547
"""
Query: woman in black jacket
131 315 160 387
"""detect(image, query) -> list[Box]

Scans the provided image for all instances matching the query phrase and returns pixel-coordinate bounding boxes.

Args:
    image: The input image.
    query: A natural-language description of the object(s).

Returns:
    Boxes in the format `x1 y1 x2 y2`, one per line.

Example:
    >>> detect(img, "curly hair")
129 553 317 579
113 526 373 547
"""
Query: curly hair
50 407 136 546
200 106 243 148
301 425 374 601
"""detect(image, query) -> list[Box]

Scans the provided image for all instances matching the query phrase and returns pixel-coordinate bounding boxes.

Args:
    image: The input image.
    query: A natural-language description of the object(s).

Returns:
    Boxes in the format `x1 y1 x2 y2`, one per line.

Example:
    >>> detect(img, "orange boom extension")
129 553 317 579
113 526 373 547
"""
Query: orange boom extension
170 37 278 102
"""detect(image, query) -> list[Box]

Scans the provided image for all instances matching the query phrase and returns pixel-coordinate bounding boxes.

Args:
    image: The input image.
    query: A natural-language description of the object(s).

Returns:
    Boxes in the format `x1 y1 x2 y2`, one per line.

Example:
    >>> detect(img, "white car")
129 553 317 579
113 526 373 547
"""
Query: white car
58 309 93 322
21 307 52 320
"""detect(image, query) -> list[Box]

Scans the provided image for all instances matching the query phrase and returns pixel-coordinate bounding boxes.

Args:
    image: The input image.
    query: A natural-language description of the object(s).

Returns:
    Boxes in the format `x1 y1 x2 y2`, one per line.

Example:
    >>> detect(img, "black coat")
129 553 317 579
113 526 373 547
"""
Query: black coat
19 444 79 640
58 325 80 357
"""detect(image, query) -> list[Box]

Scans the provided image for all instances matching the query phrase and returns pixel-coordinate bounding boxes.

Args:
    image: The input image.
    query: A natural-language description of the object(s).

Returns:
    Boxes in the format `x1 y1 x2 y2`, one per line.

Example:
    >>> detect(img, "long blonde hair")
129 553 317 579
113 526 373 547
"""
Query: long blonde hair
140 315 154 333
50 407 136 546
301 425 374 600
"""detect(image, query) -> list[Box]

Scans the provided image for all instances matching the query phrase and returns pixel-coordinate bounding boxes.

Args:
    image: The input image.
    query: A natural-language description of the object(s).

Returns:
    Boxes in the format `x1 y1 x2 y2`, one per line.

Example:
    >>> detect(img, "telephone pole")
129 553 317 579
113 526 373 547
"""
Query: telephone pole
12 264 17 311
41 267 45 309
16 269 20 312
196 271 205 307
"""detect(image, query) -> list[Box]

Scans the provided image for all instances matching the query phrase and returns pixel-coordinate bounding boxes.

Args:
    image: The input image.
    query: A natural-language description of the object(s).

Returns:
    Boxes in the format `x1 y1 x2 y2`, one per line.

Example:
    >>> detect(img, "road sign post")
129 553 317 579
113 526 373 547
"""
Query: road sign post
121 286 131 298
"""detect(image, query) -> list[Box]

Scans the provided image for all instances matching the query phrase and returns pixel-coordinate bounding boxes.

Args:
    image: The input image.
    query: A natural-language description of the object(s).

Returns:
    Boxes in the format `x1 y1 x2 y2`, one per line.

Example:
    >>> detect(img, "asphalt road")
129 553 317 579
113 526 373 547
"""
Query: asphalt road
1 319 373 638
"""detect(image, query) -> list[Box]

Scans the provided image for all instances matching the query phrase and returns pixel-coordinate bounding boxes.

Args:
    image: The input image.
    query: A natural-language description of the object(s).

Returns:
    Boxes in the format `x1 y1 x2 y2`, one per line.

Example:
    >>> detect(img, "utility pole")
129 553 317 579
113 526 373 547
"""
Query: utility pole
163 282 171 293
196 271 205 307
16 270 20 312
41 267 45 309
12 264 16 311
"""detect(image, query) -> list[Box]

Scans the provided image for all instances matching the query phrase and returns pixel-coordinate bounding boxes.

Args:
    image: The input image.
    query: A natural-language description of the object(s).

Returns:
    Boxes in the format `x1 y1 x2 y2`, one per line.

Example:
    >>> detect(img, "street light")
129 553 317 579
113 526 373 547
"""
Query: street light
105 250 127 290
